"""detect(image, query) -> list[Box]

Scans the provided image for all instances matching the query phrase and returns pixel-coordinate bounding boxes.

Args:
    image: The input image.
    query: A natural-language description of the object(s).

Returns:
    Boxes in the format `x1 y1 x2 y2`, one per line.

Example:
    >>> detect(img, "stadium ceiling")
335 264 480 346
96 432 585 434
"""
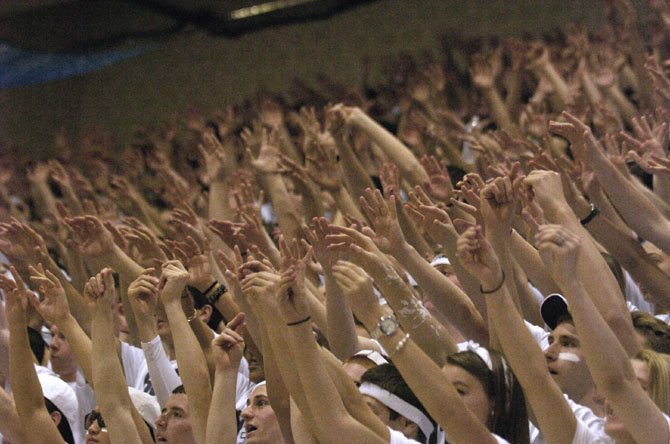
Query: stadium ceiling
0 0 376 53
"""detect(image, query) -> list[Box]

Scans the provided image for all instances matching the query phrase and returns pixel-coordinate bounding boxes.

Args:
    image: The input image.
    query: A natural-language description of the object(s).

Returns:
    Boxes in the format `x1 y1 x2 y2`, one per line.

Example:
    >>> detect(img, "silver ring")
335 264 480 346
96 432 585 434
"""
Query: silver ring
555 234 566 246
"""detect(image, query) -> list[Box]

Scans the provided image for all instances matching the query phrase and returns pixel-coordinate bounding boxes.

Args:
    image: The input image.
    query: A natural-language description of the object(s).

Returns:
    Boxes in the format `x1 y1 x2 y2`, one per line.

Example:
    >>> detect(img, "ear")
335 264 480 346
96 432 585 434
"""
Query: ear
50 409 62 427
400 417 419 441
198 305 212 323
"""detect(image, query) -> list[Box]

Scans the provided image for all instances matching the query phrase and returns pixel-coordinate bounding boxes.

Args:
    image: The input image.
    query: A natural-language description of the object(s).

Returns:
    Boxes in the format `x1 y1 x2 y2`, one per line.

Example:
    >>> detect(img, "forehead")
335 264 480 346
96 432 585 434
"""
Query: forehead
553 322 578 338
250 385 268 399
166 393 189 411
442 363 478 386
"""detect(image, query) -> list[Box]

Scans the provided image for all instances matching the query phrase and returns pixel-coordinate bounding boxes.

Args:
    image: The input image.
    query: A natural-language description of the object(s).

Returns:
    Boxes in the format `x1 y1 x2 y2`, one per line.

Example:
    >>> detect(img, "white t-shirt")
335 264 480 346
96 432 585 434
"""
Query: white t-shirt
525 321 550 350
388 428 422 444
529 396 611 444
120 341 150 391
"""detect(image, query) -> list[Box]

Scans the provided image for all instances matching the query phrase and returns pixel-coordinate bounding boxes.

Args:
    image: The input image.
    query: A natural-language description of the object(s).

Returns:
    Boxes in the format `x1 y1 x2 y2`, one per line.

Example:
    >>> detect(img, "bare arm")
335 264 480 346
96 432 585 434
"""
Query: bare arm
160 261 212 444
538 225 670 444
87 268 143 444
7 268 68 444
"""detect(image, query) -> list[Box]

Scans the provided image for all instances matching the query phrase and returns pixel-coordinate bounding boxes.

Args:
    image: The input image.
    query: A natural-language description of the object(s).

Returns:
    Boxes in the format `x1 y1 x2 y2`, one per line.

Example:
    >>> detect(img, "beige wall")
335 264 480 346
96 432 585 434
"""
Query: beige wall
1 0 609 156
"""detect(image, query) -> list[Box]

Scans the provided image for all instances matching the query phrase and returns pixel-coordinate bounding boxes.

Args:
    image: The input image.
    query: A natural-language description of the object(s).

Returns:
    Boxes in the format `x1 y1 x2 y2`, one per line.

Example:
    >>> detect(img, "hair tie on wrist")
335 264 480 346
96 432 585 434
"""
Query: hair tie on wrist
202 281 218 295
580 203 600 226
286 316 311 327
480 271 505 294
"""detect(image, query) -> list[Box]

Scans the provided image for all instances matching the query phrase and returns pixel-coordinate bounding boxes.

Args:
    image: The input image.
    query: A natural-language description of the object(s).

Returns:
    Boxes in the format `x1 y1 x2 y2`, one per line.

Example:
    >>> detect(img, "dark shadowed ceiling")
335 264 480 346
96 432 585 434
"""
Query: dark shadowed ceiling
0 0 375 53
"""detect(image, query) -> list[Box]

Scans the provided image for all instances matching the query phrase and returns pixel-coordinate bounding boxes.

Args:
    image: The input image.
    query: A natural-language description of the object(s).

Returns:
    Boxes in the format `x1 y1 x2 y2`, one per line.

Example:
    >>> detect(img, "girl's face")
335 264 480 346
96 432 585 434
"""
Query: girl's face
604 359 650 440
240 385 284 444
443 364 492 426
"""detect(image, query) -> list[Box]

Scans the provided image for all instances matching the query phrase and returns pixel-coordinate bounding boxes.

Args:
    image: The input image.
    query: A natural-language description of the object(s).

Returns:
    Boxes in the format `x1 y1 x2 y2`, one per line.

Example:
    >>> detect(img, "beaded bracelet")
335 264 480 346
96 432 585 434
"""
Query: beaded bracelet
389 333 411 358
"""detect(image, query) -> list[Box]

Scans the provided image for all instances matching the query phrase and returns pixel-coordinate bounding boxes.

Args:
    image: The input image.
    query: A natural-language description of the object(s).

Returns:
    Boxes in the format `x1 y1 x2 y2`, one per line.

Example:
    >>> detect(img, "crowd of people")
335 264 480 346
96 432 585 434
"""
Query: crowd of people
3 0 670 443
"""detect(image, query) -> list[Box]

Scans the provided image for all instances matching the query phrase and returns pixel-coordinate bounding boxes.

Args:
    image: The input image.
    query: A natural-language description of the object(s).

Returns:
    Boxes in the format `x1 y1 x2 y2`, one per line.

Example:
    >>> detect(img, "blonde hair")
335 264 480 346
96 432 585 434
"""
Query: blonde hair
634 349 670 414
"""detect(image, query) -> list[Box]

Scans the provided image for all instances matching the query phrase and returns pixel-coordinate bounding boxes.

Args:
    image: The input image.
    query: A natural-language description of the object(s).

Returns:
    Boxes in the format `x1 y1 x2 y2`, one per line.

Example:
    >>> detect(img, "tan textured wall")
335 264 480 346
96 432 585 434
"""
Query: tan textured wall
1 0 608 156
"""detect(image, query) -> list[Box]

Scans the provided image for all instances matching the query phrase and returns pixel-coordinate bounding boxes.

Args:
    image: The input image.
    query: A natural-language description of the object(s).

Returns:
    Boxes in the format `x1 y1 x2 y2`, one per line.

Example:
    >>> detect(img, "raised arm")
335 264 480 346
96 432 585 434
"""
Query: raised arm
537 224 670 444
86 268 143 444
6 267 63 444
342 106 429 187
159 260 211 444
457 225 578 444
361 187 486 344
207 313 245 444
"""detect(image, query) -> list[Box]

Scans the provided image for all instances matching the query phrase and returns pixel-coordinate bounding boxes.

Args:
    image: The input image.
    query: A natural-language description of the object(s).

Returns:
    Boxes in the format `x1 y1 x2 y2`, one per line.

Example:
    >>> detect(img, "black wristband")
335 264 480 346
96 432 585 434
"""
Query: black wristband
580 203 600 226
286 316 311 327
206 284 227 306
480 271 505 294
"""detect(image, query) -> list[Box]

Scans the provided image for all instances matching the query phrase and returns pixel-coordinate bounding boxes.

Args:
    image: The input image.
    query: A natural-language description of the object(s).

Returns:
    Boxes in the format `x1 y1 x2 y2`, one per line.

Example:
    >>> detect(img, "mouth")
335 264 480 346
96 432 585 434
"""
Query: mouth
548 367 558 375
156 437 168 443
245 424 258 434
86 439 98 444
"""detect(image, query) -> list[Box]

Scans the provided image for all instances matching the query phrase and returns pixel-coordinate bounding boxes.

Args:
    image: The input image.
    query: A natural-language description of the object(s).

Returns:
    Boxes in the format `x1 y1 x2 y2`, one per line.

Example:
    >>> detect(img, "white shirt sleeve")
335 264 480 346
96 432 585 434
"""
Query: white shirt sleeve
525 321 550 350
140 336 182 407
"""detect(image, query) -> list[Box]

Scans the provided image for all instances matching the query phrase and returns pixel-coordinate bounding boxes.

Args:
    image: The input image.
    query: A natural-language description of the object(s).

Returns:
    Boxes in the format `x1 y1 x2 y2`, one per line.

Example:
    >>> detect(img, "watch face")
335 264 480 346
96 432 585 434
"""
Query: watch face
379 317 397 335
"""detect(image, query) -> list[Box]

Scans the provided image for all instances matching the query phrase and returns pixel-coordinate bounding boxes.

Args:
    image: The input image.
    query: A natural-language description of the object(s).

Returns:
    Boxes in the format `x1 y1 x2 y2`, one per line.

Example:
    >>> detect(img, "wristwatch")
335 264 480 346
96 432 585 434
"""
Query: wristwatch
371 315 399 340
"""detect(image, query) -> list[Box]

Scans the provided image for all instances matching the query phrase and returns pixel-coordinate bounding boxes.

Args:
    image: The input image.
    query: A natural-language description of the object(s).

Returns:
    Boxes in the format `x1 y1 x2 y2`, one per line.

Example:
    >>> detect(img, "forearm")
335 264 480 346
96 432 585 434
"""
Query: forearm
164 301 212 444
396 205 433 258
392 242 486 344
207 367 239 444
484 277 576 444
0 387 25 444
259 173 302 242
542 201 638 355
480 87 515 133
510 230 560 296
332 187 366 223
324 273 360 360
261 334 296 444
654 174 670 208
592 149 670 253
58 314 94 383
209 180 236 221
348 111 428 186
335 137 376 203
371 263 456 364
88 245 144 284
538 64 570 110
29 181 58 220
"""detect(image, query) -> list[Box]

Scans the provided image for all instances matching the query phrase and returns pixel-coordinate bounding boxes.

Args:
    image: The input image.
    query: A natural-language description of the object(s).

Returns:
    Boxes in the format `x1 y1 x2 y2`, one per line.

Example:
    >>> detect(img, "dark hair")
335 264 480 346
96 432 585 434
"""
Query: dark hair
446 350 529 444
361 363 436 443
601 252 626 295
632 311 670 354
44 397 74 444
190 291 225 332
28 327 47 364
172 385 186 394
554 313 574 329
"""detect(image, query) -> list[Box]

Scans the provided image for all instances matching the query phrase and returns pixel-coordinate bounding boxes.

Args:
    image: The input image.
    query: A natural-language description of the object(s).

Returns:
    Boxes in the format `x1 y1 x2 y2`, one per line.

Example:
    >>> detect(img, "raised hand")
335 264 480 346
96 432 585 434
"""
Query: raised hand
535 225 581 288
64 216 116 257
325 224 387 276
405 186 457 246
83 268 115 313
248 127 282 174
359 188 405 253
211 313 245 370
479 176 514 236
127 269 160 319
456 226 502 289
379 161 401 197
5 266 31 327
420 155 453 202
303 217 338 268
304 134 343 192
198 130 232 183
27 263 70 325
159 261 190 305
331 260 379 326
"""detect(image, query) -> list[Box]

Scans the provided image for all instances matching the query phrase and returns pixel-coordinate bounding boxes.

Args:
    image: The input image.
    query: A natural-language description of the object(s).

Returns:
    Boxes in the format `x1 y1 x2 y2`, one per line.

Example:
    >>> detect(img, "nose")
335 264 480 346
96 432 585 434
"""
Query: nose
544 341 559 361
87 420 100 435
156 413 167 430
240 405 253 421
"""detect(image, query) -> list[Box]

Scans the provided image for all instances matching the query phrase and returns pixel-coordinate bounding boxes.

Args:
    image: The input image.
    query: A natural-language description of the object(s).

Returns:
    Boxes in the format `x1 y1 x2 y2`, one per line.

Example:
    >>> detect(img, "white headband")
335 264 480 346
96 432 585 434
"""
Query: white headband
353 350 389 366
461 341 493 370
359 382 434 442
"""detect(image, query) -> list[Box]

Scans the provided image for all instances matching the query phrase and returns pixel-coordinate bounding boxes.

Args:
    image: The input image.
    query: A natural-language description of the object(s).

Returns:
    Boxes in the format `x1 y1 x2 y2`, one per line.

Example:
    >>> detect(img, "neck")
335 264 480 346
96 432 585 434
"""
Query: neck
574 386 605 417
51 360 77 383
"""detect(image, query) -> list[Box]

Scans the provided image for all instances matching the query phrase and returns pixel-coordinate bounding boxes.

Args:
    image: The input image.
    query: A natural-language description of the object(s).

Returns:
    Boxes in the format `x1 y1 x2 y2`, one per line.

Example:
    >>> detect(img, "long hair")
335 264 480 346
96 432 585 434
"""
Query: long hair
634 349 670 414
447 350 529 444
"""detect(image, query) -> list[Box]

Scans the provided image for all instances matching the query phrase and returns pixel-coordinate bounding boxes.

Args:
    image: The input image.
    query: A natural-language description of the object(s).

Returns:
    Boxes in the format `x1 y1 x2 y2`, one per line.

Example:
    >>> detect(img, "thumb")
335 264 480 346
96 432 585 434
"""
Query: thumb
226 312 246 332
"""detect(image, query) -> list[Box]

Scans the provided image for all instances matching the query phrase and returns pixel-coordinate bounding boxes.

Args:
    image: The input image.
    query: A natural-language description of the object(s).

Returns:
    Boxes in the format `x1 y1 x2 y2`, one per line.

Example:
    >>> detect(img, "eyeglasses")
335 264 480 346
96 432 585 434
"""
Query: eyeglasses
85 410 107 431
